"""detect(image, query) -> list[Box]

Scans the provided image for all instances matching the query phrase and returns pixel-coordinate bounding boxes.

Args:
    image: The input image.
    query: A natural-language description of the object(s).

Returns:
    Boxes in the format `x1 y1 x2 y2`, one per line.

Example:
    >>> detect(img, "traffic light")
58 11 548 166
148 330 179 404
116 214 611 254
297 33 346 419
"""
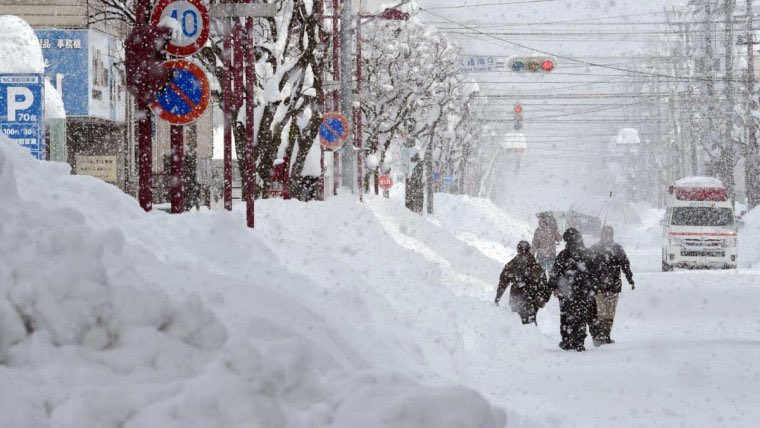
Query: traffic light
508 55 556 73
125 24 175 105
514 103 523 130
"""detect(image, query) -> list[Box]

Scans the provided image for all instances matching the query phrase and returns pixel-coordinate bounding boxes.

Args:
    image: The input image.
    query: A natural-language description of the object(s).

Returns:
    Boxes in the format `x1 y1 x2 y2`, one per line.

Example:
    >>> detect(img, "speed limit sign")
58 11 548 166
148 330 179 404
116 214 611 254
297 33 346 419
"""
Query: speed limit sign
151 0 210 57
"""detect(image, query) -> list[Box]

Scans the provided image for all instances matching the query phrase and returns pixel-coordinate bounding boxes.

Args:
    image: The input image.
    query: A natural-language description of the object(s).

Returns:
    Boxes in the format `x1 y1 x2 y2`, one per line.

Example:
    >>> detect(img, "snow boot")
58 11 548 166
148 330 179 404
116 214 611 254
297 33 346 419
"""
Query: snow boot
602 320 615 344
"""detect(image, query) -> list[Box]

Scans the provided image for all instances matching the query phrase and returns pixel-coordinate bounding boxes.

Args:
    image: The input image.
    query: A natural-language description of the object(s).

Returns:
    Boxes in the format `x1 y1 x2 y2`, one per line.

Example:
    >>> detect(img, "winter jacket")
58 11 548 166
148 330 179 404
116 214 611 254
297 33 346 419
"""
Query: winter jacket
496 254 551 314
531 226 562 263
548 244 595 301
589 242 634 294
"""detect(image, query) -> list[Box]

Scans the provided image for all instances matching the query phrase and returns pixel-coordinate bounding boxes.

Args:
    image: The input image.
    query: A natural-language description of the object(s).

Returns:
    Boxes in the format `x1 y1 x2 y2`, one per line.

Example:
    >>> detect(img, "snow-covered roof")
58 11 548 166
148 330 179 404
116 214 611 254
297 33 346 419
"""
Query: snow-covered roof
0 15 44 74
674 176 724 188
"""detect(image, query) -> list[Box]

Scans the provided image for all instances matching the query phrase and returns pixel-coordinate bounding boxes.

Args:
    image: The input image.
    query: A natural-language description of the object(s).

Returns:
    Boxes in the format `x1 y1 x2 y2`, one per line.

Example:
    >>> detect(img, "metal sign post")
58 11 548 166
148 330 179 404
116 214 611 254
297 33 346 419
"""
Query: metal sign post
215 1 276 225
244 16 256 227
134 0 153 212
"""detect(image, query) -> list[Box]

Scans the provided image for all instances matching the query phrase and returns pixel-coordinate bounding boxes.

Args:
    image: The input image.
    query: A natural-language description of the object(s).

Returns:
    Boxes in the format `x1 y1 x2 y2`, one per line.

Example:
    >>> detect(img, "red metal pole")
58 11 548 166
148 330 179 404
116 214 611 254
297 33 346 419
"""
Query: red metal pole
332 0 340 195
170 124 184 213
245 16 256 228
355 15 363 202
233 24 245 111
136 0 153 211
318 1 325 201
223 21 233 211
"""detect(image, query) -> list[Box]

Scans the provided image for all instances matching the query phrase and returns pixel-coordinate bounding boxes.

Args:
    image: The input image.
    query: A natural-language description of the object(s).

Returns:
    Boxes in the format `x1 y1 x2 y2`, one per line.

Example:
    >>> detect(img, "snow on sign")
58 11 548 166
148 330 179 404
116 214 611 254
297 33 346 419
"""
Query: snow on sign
151 0 210 57
378 174 393 190
0 74 45 159
319 112 350 150
151 60 210 125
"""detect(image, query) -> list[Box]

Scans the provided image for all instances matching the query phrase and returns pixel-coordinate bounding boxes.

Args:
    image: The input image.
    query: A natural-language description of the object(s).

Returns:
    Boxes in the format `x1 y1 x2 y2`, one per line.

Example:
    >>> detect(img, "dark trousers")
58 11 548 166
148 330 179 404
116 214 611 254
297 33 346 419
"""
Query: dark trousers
559 296 592 347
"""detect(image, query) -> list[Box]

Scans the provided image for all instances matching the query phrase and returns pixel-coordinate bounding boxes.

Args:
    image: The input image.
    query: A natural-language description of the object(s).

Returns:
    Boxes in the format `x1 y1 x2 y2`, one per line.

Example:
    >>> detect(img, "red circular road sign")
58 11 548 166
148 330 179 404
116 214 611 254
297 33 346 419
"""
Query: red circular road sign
151 60 210 125
319 112 351 149
379 175 393 190
151 0 210 57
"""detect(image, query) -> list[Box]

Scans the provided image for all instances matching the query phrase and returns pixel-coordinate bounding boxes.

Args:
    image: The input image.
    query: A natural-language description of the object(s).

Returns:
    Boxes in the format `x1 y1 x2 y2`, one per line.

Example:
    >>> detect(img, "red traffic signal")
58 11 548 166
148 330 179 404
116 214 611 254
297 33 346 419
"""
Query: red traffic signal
125 24 175 105
514 104 523 114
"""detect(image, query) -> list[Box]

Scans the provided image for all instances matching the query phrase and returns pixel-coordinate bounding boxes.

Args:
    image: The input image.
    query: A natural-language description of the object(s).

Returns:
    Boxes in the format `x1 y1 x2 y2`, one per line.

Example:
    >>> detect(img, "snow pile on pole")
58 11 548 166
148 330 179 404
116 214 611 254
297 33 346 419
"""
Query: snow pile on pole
44 80 66 121
0 15 45 74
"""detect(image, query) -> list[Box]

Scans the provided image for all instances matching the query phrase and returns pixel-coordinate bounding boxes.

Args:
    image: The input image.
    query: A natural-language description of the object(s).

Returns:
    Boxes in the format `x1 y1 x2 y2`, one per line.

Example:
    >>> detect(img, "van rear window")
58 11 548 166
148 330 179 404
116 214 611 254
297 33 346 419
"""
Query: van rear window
672 207 734 227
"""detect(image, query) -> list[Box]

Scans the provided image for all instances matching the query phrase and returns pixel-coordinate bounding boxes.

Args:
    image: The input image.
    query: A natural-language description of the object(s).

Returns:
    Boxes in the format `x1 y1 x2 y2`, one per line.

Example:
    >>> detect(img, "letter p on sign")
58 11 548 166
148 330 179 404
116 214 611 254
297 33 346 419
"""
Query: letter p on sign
8 87 33 121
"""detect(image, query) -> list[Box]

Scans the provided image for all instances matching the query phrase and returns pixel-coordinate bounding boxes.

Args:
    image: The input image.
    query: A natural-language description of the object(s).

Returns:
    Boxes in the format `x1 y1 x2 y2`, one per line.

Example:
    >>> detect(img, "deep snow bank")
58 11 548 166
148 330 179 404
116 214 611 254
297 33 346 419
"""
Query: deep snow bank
0 138 507 427
739 206 760 269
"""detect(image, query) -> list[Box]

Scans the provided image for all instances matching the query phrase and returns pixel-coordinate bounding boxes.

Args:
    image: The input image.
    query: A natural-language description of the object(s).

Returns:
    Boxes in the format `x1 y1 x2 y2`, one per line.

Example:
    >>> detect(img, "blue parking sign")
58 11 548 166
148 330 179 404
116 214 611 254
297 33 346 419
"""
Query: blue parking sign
0 74 45 159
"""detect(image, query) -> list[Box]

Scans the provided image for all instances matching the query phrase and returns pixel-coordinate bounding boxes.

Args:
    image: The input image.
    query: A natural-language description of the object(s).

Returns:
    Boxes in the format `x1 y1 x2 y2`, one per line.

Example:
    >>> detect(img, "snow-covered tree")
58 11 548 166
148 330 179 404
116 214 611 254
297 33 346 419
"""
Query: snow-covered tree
92 0 325 200
360 18 474 209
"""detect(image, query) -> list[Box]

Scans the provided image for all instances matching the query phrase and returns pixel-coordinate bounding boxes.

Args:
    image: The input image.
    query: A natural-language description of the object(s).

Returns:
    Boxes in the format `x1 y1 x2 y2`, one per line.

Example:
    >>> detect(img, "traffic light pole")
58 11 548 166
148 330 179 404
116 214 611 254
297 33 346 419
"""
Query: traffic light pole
339 0 355 194
332 0 341 196
746 0 760 208
135 0 153 212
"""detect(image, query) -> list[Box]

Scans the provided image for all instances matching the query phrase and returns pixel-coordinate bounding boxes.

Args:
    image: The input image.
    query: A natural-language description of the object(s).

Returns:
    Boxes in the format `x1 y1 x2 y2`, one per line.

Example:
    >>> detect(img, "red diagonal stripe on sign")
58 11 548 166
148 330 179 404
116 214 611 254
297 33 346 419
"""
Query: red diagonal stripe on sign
322 121 343 142
169 81 198 110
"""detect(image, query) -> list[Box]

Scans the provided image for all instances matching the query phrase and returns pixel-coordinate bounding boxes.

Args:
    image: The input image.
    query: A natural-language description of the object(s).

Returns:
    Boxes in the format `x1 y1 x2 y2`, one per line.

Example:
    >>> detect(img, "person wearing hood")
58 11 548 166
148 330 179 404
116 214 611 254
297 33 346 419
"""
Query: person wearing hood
532 212 563 274
495 241 551 325
548 228 596 351
588 226 635 346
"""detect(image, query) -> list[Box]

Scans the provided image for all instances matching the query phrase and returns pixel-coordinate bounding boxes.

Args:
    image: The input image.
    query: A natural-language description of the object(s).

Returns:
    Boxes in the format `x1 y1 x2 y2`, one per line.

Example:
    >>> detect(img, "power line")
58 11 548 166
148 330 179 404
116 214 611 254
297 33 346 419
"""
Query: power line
423 0 559 9
419 7 731 82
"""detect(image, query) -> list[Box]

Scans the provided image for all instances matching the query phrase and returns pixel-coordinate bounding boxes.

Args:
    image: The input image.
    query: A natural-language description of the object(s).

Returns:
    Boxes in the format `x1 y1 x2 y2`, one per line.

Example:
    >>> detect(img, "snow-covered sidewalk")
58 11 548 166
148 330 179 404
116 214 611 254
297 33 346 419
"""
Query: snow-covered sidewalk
2 139 760 427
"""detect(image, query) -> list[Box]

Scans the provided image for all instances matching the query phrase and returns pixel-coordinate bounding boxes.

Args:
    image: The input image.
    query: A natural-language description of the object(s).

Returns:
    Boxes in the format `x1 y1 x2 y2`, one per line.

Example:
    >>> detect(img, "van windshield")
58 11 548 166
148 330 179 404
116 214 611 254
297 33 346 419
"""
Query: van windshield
672 207 735 227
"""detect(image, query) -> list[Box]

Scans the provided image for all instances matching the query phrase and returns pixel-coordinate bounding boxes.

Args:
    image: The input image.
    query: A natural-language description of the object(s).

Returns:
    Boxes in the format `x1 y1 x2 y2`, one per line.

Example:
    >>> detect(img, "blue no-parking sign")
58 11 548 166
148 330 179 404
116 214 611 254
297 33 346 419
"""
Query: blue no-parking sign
319 112 350 150
151 60 210 125
0 74 45 159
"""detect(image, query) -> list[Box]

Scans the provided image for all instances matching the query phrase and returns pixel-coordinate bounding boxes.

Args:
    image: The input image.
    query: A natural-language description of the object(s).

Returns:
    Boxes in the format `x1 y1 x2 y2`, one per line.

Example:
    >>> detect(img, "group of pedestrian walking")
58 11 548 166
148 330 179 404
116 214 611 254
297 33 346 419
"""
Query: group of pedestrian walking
495 212 635 352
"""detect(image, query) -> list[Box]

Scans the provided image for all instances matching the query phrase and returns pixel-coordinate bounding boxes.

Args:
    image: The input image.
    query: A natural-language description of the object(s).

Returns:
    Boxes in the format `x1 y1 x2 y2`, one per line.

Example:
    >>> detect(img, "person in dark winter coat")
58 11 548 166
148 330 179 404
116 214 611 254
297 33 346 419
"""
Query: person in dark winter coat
532 213 563 274
588 226 635 346
548 228 596 351
495 241 551 325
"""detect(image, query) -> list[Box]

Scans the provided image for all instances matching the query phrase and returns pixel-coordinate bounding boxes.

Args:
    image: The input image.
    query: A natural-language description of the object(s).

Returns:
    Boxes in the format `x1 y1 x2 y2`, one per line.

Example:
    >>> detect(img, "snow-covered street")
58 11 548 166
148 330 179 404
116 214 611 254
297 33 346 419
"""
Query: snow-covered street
2 141 759 427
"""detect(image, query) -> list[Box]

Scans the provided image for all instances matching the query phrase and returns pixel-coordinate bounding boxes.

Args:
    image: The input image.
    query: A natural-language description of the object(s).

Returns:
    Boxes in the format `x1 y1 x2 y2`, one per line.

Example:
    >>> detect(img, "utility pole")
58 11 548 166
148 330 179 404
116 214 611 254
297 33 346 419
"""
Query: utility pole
340 0 355 193
722 0 737 200
746 0 760 207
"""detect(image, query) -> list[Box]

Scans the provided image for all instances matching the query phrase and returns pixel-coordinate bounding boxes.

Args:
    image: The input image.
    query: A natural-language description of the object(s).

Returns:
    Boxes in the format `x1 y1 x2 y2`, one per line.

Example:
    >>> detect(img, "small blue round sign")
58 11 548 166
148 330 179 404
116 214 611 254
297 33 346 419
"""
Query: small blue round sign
319 112 350 150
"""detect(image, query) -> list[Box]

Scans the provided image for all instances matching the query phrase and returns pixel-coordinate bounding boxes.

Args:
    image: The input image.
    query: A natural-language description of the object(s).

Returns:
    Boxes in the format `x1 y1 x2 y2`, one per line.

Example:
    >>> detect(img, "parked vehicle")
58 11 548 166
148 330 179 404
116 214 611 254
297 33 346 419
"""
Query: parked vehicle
661 177 737 271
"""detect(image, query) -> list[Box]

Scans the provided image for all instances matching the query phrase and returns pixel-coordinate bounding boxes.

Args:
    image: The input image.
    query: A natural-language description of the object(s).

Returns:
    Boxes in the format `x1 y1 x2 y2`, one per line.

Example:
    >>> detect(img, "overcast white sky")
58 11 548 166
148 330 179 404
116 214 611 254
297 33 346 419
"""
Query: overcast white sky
409 0 687 211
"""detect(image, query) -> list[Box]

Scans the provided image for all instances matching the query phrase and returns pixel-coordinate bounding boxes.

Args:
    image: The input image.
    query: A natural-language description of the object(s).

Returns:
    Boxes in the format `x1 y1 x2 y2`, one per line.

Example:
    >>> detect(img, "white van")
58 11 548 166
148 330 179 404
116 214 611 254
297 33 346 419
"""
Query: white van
661 177 737 271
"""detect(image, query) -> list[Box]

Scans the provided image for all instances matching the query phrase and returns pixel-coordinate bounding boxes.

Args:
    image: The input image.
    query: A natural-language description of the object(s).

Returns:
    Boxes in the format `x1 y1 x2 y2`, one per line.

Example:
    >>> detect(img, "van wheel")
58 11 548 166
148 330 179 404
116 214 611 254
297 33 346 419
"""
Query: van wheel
662 261 672 272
